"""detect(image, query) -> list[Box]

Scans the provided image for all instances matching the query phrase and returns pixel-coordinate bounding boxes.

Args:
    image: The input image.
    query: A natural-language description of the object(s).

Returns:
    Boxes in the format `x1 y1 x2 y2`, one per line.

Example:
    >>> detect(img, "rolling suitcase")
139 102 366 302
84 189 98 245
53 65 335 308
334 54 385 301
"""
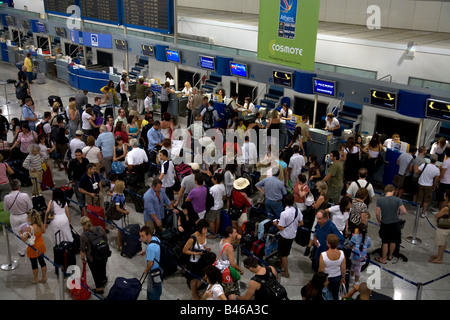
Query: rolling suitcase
121 224 142 258
87 204 106 230
37 73 46 84
106 274 147 300
48 95 63 108
53 230 77 275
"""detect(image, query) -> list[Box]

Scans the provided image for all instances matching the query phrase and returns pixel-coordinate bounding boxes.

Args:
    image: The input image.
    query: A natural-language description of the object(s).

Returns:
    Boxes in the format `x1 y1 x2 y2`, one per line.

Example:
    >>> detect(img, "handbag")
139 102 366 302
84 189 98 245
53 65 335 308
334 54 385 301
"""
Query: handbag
227 207 243 221
41 162 47 172
338 283 348 300
45 201 55 224
305 191 315 207
438 209 450 229
70 261 92 300
24 226 36 246
105 194 124 221
228 266 241 281
213 243 234 283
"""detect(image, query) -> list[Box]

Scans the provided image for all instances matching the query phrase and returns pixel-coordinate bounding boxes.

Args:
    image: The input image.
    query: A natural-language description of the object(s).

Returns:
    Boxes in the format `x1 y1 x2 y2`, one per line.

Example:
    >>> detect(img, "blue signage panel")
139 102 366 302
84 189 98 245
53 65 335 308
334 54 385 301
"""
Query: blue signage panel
166 49 181 63
313 78 336 97
199 56 215 71
82 32 112 49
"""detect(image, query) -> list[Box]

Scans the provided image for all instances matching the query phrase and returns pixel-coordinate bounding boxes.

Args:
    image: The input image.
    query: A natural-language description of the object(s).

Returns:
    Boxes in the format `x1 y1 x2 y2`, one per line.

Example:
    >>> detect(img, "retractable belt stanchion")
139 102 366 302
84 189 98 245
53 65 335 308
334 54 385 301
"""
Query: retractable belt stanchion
236 243 247 291
406 205 422 245
1 225 20 271
59 267 65 300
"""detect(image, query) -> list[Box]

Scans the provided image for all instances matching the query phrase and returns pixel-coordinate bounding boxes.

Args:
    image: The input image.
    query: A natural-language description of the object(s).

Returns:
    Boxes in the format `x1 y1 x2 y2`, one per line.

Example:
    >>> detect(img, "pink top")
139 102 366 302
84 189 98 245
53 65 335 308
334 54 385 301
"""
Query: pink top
17 131 37 153
0 163 10 184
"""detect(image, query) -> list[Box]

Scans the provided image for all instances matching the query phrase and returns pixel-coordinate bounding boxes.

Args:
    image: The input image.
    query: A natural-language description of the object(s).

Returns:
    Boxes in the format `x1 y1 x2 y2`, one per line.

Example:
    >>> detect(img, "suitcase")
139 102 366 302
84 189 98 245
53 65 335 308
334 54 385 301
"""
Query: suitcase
48 95 63 108
37 73 46 84
53 230 77 275
126 186 148 213
87 204 106 230
0 140 9 151
219 209 232 234
251 239 265 259
121 224 142 258
295 206 315 247
71 226 81 254
106 274 147 300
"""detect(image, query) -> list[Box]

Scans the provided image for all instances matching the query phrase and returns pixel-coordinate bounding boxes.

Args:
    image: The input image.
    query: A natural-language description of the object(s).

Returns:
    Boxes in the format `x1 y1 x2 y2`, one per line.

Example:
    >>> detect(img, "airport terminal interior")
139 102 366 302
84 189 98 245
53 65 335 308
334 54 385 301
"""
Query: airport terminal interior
0 1 449 301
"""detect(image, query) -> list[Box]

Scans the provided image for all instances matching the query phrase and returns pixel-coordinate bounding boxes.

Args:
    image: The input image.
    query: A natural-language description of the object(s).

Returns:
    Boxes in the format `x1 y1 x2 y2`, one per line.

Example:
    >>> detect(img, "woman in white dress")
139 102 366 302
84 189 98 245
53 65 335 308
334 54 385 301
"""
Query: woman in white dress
44 187 73 245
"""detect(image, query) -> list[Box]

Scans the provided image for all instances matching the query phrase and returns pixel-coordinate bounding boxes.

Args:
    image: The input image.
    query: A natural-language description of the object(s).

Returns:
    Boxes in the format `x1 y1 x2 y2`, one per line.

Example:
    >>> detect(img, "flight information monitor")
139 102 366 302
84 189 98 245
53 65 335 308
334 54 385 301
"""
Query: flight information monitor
44 0 75 16
80 0 119 24
123 0 174 34
426 98 450 122
115 39 127 51
142 44 154 57
370 89 397 110
199 56 215 71
273 70 293 88
55 27 67 38
22 20 31 30
166 49 181 63
313 78 336 97
230 62 248 78
36 22 46 33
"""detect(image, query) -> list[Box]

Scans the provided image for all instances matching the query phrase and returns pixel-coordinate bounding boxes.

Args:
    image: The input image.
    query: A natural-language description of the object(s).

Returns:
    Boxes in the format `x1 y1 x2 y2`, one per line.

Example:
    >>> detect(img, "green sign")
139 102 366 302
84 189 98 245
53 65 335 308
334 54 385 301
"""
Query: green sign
257 0 320 72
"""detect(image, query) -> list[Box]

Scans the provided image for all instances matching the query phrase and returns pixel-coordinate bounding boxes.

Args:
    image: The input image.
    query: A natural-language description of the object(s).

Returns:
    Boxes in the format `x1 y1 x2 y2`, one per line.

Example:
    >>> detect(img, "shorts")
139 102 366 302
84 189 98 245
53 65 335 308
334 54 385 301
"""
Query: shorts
206 208 221 223
436 183 450 202
278 236 294 257
350 260 365 277
416 185 433 203
379 222 401 244
56 143 68 159
435 227 450 246
236 212 247 228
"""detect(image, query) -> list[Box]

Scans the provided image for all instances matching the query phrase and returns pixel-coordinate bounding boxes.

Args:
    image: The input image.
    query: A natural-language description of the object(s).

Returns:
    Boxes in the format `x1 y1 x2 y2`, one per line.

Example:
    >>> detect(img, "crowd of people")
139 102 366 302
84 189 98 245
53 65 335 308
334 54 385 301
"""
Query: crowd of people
0 73 448 301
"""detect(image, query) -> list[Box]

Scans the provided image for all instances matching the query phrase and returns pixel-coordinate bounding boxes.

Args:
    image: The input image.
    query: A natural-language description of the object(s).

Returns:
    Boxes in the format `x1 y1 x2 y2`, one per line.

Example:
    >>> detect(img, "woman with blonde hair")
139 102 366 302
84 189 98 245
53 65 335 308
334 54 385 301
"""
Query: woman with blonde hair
182 81 192 96
109 180 130 251
68 100 80 140
19 209 47 284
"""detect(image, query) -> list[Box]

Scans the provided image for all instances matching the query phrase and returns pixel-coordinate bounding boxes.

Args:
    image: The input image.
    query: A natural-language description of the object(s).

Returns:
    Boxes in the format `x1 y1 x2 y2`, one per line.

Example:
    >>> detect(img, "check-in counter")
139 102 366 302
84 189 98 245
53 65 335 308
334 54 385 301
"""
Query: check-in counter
0 42 9 62
56 59 70 82
68 65 110 94
7 45 17 64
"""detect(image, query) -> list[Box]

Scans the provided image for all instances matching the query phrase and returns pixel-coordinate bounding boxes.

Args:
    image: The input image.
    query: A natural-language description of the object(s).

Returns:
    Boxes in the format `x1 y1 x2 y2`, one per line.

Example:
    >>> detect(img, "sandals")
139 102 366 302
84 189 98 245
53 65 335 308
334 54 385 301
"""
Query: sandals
375 257 387 264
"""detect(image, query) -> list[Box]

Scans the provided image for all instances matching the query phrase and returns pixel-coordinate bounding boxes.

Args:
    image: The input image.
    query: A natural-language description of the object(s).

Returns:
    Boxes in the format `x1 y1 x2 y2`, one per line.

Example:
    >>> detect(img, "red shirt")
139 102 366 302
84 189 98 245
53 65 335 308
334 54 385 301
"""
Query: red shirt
293 183 309 203
232 190 251 213
114 130 129 144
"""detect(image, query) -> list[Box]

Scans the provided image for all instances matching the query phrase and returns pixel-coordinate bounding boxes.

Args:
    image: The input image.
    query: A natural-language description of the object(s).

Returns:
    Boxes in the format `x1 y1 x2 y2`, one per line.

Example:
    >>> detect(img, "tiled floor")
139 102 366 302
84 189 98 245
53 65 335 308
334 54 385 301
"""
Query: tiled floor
0 61 448 301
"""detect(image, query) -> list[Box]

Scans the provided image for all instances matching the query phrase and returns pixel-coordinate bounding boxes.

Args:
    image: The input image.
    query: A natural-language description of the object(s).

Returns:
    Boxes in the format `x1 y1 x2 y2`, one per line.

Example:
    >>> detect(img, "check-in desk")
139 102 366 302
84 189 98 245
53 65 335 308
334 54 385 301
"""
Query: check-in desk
56 59 70 82
307 128 341 164
168 92 190 118
68 65 110 94
0 42 9 62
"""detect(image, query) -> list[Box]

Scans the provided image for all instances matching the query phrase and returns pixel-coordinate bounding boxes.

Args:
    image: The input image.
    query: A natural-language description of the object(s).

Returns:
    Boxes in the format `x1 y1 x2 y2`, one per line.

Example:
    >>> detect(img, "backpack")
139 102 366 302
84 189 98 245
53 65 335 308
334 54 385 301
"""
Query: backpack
86 227 111 260
149 239 177 277
35 120 47 136
355 180 371 207
224 101 237 120
252 267 289 301
16 82 27 100
202 107 214 126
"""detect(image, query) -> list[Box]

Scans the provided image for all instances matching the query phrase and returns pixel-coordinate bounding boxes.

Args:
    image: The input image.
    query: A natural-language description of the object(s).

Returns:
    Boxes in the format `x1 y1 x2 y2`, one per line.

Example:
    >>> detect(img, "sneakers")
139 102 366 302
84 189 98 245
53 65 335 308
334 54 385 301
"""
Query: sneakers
420 212 427 218
304 247 311 257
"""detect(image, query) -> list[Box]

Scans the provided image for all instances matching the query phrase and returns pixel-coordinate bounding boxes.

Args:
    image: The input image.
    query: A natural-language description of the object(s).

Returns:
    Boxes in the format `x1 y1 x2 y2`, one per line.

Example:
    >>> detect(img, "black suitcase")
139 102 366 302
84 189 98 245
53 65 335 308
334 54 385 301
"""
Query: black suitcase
295 206 315 247
53 230 77 275
106 274 147 300
48 95 63 109
121 224 142 258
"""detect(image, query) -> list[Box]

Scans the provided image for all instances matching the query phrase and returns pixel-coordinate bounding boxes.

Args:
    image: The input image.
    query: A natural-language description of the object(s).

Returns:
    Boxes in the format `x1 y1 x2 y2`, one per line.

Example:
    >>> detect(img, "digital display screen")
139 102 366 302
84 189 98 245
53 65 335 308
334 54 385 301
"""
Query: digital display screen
230 62 248 78
36 22 46 33
22 20 31 30
55 27 66 38
123 0 174 34
313 78 336 97
44 0 75 16
273 70 293 88
80 0 118 24
370 89 397 110
115 39 127 51
199 56 215 71
426 99 450 122
5 16 15 27
166 49 181 63
142 44 154 57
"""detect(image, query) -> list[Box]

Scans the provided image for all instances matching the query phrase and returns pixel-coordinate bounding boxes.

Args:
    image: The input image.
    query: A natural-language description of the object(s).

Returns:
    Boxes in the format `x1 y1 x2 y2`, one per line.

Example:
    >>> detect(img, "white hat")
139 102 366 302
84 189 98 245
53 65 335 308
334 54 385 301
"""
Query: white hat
190 163 200 171
233 177 250 191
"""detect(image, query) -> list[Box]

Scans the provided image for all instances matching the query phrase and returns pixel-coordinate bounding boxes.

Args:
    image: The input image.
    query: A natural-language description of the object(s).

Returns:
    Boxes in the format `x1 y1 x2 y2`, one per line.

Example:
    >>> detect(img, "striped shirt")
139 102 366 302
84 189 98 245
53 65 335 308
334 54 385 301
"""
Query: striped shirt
23 154 43 171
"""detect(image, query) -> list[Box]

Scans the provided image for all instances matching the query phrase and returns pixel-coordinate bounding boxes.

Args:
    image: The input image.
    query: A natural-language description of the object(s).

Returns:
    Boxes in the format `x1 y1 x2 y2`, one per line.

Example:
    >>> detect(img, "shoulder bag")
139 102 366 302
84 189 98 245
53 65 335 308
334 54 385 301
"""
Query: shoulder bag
438 207 450 229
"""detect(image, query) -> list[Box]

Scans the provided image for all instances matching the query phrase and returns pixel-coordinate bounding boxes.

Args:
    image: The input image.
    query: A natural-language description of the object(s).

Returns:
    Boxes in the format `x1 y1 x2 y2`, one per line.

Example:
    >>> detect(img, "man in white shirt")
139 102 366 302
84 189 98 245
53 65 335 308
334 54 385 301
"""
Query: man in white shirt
126 138 148 185
345 168 375 208
158 149 176 204
242 135 258 171
144 90 153 113
273 194 303 278
437 148 450 209
69 130 86 159
287 145 305 186
415 154 440 217
3 179 32 257
394 146 417 198
207 172 226 237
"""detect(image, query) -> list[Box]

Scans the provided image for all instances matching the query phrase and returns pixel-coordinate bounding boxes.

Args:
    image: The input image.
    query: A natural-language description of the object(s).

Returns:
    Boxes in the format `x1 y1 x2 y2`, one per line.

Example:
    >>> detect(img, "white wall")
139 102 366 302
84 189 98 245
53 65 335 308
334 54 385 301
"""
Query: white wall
13 0 45 14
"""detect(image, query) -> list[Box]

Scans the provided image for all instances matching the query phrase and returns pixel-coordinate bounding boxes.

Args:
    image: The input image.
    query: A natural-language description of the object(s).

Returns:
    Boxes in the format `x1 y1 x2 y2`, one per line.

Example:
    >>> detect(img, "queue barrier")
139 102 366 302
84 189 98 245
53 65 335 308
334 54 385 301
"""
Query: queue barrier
4 165 450 300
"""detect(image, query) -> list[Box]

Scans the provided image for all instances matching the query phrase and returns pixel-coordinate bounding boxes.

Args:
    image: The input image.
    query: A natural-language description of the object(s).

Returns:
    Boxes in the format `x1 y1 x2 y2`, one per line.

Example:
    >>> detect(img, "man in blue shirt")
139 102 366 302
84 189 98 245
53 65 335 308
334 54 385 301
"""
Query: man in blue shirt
22 98 38 131
139 225 162 300
313 209 345 271
143 178 178 236
95 125 115 176
147 120 164 177
255 167 287 219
